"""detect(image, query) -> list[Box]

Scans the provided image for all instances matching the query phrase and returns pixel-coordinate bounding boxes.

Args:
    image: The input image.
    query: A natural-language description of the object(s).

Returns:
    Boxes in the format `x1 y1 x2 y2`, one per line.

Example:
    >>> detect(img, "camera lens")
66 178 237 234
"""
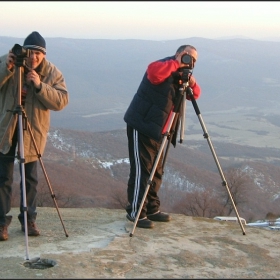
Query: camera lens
181 54 191 64
180 54 194 70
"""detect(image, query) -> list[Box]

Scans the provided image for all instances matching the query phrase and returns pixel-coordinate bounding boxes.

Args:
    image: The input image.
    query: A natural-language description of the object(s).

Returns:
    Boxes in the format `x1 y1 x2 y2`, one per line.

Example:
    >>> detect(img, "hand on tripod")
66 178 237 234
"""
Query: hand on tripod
6 51 16 70
188 75 196 87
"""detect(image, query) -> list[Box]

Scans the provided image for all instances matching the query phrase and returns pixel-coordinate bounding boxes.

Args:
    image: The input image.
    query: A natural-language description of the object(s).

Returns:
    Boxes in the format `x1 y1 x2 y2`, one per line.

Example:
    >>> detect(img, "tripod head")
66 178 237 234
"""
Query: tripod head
179 68 193 84
11 44 30 67
172 67 193 92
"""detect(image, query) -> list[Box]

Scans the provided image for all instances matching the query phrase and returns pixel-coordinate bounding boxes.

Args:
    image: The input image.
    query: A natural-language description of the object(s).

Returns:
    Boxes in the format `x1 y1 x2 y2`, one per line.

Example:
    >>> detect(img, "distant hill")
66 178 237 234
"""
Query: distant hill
10 127 280 223
1 36 280 149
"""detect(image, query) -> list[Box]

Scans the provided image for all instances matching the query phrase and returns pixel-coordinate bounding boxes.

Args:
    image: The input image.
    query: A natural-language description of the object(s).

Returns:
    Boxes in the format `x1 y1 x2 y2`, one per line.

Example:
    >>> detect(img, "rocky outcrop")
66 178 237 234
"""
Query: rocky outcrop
1 207 279 278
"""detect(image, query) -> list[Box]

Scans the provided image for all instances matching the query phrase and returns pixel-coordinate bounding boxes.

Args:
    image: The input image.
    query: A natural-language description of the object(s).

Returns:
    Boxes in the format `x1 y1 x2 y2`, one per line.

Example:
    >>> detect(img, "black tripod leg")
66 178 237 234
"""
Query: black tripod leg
179 92 186 143
187 88 246 235
26 121 69 237
162 88 186 173
162 112 180 171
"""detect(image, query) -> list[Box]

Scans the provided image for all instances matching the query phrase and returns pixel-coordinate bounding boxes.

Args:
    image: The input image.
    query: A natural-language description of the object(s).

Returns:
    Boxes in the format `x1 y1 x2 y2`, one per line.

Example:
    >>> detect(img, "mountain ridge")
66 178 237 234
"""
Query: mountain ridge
8 127 280 223
1 36 280 149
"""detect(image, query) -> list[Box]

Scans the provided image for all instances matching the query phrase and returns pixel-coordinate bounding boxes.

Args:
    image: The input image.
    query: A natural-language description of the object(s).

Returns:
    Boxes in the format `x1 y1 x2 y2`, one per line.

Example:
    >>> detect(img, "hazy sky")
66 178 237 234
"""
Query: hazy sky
1 1 279 40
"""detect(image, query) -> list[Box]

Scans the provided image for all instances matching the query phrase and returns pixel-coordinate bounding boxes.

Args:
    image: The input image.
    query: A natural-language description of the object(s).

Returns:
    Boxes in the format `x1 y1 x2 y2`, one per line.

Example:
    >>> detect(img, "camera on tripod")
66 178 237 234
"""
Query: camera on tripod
11 44 30 58
11 44 30 67
177 54 195 83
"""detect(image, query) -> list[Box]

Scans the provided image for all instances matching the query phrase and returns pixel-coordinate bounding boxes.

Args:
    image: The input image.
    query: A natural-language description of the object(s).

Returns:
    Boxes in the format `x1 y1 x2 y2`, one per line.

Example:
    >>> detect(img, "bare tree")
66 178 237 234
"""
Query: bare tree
172 167 255 219
110 186 128 209
265 212 278 223
218 168 253 216
37 182 81 208
174 189 222 217
36 183 53 207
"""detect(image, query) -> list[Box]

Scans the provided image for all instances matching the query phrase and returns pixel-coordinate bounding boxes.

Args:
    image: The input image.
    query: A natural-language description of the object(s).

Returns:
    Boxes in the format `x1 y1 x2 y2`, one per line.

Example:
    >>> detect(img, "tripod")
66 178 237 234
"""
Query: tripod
129 71 246 237
0 54 69 260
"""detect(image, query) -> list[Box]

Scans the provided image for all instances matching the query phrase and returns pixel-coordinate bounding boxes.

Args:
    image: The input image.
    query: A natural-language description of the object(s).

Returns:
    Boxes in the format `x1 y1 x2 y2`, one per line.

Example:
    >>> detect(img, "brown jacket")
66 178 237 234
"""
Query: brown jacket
0 54 69 163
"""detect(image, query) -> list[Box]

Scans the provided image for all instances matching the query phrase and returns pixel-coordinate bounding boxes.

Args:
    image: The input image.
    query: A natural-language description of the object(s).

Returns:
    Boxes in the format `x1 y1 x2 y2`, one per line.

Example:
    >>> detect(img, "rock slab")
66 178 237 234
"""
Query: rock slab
1 207 279 279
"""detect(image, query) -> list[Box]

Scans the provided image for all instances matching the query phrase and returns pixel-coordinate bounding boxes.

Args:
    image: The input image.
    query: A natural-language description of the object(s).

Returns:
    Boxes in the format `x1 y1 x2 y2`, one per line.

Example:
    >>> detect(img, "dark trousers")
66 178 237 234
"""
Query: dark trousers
0 130 38 226
126 125 163 219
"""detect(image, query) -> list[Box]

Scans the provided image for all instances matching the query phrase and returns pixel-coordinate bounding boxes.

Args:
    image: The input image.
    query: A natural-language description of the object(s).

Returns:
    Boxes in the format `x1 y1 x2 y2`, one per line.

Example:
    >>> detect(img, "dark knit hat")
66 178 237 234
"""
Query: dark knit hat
23 31 46 54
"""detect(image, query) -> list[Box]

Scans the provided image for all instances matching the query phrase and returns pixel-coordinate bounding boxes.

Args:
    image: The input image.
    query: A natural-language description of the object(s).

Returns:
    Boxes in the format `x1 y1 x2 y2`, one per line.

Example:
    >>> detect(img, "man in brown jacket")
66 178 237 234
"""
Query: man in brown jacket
0 31 69 241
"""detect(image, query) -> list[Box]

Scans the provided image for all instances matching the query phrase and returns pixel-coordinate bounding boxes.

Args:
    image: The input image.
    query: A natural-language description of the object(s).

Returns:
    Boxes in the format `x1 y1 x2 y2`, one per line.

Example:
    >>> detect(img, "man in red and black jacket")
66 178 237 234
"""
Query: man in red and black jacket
124 45 201 229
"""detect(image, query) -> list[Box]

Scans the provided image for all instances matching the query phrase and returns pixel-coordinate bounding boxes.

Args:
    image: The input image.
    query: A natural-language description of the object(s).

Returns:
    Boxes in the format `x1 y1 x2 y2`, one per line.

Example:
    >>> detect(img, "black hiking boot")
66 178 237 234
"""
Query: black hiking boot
147 211 171 222
126 214 154 228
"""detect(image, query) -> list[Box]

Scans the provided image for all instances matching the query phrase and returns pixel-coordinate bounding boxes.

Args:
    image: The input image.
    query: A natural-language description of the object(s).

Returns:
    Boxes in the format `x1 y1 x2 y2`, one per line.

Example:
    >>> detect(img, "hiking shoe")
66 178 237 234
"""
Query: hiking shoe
0 225 8 241
21 221 40 236
147 211 171 222
126 214 154 228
